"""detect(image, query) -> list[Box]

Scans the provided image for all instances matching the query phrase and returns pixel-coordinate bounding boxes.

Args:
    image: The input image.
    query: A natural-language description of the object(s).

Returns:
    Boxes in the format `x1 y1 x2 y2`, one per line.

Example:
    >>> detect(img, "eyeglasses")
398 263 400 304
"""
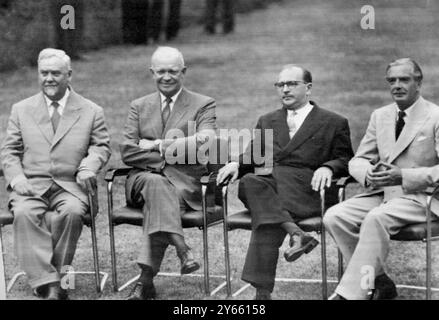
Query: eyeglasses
274 80 308 89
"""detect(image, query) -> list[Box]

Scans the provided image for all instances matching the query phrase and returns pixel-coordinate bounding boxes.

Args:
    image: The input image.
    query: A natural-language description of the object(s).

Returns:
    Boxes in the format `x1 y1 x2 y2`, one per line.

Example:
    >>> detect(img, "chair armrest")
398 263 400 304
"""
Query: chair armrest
426 184 439 196
336 176 356 188
104 167 132 182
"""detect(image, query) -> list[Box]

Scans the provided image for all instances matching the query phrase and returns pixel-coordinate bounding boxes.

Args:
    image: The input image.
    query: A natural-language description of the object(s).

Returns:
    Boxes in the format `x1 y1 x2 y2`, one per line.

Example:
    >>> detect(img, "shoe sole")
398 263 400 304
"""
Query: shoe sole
284 239 319 262
181 263 200 275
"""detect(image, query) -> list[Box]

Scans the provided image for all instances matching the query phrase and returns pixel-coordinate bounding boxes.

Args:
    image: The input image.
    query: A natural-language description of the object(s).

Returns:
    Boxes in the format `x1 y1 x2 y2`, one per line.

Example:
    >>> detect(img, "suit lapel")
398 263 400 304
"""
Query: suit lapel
271 109 290 149
388 97 430 163
145 92 165 138
163 88 190 134
31 93 54 144
51 91 82 149
278 102 323 158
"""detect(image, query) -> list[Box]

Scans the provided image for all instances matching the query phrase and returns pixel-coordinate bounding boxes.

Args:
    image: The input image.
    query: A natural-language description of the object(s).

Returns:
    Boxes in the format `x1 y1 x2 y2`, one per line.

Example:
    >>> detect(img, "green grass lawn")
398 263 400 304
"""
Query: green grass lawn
1 0 439 300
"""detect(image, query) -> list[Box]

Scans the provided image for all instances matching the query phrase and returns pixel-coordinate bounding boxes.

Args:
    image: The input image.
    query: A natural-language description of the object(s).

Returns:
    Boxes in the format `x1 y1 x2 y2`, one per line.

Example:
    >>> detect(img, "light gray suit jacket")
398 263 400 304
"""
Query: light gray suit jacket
1 90 111 204
120 87 217 211
350 97 439 212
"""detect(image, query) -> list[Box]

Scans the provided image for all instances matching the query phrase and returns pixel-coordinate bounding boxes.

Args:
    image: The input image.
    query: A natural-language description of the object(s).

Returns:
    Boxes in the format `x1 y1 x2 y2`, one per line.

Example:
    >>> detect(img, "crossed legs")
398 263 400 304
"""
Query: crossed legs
324 194 432 299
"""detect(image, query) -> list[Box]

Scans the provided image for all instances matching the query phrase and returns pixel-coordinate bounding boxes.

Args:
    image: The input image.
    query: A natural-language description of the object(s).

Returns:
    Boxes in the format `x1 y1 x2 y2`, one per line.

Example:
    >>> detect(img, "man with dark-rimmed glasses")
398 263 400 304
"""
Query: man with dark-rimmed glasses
217 64 353 299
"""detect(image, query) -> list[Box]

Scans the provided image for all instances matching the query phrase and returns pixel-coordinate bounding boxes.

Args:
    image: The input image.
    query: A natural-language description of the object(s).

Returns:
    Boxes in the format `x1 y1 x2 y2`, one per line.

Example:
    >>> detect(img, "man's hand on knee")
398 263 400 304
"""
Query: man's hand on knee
13 179 35 196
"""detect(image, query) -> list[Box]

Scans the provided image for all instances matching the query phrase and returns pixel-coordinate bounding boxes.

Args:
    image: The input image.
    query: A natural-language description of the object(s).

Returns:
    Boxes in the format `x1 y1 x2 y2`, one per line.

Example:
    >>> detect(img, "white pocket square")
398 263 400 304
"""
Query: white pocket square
416 136 427 142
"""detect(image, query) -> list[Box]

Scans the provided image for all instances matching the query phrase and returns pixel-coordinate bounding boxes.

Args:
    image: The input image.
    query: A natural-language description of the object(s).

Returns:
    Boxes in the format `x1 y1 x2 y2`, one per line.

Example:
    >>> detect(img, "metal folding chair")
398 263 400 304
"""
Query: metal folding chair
222 179 341 299
0 169 107 299
336 176 439 300
105 138 230 296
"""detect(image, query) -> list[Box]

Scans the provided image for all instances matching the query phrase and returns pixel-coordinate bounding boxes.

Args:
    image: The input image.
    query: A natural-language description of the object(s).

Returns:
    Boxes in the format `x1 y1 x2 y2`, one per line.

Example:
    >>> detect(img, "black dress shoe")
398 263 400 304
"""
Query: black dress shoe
179 248 201 275
330 294 347 300
370 273 398 300
33 284 49 298
126 282 156 300
254 288 272 300
284 233 319 262
46 282 68 300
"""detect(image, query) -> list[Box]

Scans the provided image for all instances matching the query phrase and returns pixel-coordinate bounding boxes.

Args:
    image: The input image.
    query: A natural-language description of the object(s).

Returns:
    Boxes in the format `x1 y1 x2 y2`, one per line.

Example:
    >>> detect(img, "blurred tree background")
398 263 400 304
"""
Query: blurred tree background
0 0 283 72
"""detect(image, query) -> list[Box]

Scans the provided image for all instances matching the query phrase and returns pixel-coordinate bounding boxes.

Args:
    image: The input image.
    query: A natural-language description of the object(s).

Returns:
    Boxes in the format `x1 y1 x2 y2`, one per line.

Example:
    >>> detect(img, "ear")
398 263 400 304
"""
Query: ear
181 66 187 75
149 67 155 76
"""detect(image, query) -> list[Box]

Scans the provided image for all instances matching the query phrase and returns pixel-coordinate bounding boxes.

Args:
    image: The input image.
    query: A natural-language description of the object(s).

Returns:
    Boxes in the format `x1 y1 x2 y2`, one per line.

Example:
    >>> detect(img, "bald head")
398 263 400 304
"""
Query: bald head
280 64 312 83
151 46 185 69
150 46 187 97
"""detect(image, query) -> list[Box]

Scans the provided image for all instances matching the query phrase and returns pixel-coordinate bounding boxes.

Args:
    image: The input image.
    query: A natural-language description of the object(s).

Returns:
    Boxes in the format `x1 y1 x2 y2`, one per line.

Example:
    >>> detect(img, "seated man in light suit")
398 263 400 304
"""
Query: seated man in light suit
324 58 439 300
0 48 111 300
120 46 216 300
217 64 353 299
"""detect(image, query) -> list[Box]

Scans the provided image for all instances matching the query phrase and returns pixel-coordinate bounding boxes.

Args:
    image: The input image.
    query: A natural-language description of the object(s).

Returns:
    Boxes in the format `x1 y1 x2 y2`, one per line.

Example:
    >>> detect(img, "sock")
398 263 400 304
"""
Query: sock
138 264 154 286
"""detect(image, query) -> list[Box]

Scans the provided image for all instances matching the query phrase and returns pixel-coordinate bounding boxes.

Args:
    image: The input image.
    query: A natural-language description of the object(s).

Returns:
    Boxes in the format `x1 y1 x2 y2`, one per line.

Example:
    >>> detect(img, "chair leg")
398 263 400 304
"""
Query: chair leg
222 185 231 297
85 179 101 294
0 227 6 300
337 250 343 282
107 181 118 292
201 184 210 295
426 194 433 300
89 219 101 294
320 189 327 300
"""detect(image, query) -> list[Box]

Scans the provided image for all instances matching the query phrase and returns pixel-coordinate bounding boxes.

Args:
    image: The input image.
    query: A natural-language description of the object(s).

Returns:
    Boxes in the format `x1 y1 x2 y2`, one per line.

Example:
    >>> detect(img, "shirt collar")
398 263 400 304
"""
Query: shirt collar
395 96 420 119
44 87 70 111
287 101 313 116
159 88 183 109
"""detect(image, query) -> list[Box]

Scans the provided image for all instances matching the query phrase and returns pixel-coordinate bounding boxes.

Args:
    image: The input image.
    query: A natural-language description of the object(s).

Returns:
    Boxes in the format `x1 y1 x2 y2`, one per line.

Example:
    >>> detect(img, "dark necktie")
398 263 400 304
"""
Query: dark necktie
395 110 406 140
51 101 61 132
161 97 172 127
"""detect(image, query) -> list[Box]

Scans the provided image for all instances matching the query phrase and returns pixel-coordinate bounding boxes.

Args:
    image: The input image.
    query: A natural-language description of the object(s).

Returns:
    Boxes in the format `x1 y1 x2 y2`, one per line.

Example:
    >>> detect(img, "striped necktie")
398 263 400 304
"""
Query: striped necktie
162 97 172 127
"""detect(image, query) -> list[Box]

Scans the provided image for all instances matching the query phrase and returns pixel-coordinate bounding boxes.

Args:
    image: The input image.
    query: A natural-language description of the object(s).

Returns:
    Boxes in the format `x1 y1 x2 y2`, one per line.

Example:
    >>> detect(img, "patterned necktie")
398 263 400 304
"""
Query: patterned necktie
287 110 297 139
51 101 61 132
161 97 172 127
395 110 406 140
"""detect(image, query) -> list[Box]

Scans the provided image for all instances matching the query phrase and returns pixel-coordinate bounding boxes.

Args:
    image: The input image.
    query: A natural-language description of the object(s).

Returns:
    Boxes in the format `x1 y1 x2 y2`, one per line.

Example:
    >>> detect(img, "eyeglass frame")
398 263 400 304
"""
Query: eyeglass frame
274 80 310 89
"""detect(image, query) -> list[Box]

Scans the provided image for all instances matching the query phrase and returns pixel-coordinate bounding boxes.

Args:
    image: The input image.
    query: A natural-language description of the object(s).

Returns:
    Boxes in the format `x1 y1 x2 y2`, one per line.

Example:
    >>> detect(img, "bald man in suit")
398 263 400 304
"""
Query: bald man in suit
217 65 353 299
120 46 216 300
1 48 111 300
324 58 439 300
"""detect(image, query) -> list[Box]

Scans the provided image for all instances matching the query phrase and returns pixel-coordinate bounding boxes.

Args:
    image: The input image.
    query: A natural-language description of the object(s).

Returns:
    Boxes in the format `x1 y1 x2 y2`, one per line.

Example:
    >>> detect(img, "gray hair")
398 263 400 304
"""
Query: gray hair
151 46 185 68
386 58 423 82
38 48 72 71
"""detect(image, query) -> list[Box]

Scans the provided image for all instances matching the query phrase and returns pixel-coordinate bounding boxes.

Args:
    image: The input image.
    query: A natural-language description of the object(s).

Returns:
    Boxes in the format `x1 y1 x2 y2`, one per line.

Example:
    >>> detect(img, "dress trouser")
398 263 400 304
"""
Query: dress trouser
9 183 87 289
324 193 436 300
238 174 301 292
128 171 188 275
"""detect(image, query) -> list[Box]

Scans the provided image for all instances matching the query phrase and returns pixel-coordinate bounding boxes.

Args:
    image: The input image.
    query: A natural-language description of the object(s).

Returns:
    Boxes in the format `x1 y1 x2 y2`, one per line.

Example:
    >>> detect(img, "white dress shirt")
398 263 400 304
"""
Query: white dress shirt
159 87 183 112
44 88 70 117
287 102 313 139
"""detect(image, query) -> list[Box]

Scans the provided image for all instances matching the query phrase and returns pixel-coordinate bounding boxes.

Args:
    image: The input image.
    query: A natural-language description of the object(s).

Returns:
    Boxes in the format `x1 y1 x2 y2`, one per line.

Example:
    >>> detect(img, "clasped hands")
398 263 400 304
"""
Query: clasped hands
366 162 402 188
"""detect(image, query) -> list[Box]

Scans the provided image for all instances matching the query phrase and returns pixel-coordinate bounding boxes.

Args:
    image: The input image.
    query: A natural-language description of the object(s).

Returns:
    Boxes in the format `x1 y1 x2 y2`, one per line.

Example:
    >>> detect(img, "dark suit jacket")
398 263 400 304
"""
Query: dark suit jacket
239 101 353 219
120 88 217 211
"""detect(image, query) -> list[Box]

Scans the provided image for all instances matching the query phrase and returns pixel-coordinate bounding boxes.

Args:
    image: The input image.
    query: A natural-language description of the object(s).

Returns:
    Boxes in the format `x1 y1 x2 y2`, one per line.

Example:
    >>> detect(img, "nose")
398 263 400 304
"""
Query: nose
162 72 172 81
46 73 54 82
282 84 290 93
